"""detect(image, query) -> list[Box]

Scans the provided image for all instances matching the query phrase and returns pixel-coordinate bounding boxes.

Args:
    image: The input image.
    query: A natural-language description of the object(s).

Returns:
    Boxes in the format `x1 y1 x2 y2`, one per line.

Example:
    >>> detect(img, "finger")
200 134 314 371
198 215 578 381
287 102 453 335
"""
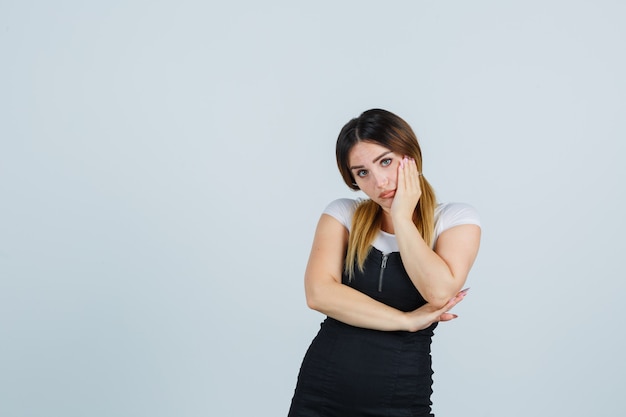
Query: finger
409 158 421 192
446 293 463 307
403 158 413 189
439 312 459 322
458 287 470 296
442 292 465 312
402 157 411 186
397 157 406 190
404 158 419 192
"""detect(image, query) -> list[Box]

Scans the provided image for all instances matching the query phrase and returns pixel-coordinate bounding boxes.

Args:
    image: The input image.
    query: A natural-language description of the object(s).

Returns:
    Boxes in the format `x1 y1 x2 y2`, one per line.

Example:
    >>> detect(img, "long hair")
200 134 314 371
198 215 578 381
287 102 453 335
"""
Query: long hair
336 109 437 279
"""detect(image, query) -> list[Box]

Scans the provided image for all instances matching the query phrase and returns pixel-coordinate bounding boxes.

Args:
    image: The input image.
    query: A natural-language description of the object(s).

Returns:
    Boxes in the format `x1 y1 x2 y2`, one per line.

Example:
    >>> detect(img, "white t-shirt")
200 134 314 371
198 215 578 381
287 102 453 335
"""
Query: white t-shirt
323 198 481 254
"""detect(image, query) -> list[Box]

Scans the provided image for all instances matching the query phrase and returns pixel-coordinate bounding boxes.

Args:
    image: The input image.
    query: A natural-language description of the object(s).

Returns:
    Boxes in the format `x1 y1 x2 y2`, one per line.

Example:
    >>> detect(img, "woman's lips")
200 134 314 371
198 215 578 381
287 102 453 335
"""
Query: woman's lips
379 190 396 199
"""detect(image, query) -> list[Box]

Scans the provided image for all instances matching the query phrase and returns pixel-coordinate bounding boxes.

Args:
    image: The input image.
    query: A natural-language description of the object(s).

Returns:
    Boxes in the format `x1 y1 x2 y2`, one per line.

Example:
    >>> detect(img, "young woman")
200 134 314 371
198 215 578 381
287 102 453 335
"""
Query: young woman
288 109 481 417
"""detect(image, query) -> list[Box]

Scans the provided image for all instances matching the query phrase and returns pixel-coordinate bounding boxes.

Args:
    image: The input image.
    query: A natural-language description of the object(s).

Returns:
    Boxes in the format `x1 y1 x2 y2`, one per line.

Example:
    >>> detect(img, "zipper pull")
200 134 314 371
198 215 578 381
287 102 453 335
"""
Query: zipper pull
378 254 388 292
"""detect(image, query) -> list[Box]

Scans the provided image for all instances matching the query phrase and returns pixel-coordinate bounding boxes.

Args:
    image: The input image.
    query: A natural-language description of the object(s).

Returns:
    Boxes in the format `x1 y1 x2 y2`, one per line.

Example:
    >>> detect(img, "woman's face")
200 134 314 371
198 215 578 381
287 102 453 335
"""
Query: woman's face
348 141 401 212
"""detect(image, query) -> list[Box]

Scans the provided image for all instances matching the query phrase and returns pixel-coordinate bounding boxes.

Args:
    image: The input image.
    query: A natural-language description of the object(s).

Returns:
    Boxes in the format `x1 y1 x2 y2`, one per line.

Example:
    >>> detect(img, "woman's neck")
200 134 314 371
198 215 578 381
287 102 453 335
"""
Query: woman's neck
380 211 394 234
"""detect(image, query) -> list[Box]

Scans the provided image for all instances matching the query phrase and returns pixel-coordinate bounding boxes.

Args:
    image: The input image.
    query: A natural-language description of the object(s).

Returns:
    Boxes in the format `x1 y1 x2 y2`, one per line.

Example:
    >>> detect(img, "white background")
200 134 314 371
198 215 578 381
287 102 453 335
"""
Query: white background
1 1 625 416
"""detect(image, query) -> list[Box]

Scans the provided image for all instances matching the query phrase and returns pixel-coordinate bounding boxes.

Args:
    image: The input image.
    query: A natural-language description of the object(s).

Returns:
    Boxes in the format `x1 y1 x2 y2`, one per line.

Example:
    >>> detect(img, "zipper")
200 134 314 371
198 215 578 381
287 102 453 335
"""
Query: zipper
378 253 389 292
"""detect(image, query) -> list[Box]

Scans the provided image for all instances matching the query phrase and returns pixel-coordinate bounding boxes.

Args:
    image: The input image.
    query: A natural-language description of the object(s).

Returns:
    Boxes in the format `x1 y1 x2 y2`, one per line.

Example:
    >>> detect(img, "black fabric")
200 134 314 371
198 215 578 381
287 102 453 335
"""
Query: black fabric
288 247 437 417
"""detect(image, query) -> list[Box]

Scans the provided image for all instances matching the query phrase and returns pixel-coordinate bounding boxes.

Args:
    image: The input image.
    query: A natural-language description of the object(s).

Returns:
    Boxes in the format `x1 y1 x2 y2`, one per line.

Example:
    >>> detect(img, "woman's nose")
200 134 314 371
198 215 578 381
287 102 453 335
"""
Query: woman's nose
375 173 388 188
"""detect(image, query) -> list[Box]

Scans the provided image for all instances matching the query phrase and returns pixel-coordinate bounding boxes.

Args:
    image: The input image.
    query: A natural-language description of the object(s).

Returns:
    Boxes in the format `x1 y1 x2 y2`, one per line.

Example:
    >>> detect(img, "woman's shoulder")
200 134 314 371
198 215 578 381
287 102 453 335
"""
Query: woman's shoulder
322 198 363 230
434 202 481 235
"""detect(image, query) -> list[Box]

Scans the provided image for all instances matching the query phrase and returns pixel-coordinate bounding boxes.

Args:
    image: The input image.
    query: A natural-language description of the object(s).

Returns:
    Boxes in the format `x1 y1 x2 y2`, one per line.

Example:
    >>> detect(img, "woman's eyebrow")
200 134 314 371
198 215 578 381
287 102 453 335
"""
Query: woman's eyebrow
372 151 392 163
349 151 393 170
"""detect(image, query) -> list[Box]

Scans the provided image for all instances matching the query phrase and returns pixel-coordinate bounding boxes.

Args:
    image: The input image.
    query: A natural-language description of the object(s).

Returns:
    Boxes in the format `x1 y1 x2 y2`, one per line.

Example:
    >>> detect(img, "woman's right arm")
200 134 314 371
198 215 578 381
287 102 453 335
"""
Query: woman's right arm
304 214 463 332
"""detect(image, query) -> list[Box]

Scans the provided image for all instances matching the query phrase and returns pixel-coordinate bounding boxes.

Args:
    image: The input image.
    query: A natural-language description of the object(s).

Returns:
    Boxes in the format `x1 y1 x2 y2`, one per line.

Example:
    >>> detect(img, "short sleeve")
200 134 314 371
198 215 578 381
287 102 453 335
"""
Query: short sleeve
322 198 360 231
434 203 481 242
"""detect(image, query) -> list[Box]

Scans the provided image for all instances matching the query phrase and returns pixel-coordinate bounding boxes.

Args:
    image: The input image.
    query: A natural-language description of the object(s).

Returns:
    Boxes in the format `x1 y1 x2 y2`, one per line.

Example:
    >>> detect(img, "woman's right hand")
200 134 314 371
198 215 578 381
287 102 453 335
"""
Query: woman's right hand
404 288 469 332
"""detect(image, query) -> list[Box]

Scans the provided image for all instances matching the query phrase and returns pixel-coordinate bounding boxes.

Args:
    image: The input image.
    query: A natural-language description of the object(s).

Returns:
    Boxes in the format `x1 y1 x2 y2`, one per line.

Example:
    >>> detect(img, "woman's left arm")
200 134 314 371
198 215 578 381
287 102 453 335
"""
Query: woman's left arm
392 157 481 308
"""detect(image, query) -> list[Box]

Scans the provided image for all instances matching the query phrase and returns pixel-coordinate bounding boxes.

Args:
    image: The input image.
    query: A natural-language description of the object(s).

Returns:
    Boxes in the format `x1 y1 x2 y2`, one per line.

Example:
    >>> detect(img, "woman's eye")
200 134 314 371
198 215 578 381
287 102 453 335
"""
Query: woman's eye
357 170 368 177
381 158 392 167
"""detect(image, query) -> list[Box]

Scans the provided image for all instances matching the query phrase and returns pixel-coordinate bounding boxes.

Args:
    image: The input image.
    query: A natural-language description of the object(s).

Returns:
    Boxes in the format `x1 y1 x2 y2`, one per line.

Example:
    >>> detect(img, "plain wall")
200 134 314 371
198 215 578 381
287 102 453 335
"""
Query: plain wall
1 1 625 416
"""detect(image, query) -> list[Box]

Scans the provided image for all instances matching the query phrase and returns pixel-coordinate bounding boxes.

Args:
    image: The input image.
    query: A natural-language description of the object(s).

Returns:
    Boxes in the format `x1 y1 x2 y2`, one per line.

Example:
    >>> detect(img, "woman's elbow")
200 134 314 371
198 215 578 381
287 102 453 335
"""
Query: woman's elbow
423 289 457 309
304 277 338 312
428 297 451 309
304 284 325 312
305 292 320 310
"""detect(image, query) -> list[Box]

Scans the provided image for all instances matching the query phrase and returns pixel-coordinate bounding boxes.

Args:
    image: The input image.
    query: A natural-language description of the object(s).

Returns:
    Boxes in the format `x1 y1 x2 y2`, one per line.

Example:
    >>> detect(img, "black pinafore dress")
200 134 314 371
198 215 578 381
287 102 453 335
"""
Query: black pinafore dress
288 247 437 417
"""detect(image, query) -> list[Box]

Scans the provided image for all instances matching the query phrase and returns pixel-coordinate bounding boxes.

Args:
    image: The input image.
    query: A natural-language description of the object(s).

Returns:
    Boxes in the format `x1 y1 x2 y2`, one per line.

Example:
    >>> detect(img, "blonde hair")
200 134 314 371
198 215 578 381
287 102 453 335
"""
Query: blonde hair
336 109 437 279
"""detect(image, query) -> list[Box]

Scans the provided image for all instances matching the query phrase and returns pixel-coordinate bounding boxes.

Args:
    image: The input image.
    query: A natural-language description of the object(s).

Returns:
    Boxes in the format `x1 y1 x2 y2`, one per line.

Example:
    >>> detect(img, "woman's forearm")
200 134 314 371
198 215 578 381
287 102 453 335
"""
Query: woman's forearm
392 217 461 307
305 278 411 331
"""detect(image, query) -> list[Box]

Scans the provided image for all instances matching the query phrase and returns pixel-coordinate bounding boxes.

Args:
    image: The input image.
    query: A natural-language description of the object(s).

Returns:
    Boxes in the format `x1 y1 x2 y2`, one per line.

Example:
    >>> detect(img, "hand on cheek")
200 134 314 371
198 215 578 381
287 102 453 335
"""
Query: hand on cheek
391 156 422 220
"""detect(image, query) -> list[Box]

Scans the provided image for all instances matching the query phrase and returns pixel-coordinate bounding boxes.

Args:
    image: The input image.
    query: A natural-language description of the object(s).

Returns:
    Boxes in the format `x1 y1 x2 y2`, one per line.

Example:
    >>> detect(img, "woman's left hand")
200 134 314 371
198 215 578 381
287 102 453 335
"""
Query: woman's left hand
404 288 468 332
391 156 422 221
